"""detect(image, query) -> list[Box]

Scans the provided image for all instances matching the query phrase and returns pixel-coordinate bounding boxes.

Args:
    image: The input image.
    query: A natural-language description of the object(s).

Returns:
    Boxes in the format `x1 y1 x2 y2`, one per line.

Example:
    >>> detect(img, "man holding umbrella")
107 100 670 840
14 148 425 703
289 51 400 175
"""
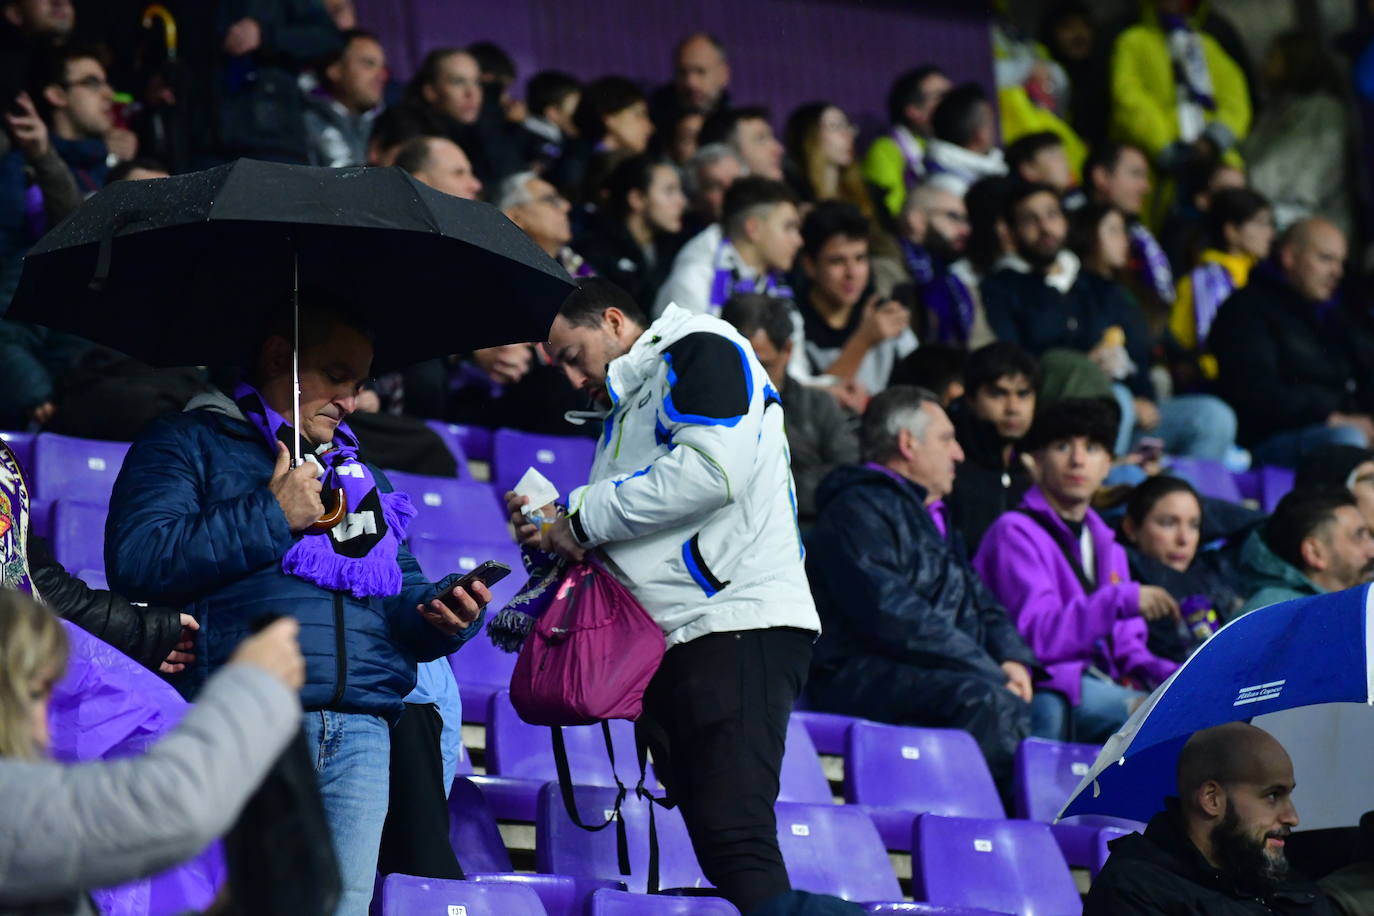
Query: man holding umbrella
106 306 491 914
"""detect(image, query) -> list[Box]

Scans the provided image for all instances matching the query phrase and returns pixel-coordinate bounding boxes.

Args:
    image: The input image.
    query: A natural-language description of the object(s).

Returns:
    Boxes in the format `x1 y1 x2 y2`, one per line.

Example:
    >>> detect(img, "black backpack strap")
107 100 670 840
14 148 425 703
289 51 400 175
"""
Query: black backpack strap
551 724 631 877
634 725 667 895
1016 508 1094 594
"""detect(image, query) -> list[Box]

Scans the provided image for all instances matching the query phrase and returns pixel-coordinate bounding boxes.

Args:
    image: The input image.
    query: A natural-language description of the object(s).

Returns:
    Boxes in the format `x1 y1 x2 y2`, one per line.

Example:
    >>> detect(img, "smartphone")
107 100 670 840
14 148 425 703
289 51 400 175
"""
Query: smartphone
440 560 512 609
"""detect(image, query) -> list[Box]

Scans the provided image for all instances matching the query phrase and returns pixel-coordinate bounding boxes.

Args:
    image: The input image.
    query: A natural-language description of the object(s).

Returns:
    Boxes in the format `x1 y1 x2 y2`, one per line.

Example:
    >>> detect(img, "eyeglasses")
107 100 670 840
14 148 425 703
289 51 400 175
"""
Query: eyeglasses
821 118 855 133
64 75 110 92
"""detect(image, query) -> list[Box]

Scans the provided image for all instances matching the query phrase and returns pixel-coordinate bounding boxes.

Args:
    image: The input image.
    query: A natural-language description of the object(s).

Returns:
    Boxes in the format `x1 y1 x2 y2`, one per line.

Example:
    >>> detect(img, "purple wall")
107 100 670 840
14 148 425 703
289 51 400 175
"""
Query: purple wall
354 0 994 135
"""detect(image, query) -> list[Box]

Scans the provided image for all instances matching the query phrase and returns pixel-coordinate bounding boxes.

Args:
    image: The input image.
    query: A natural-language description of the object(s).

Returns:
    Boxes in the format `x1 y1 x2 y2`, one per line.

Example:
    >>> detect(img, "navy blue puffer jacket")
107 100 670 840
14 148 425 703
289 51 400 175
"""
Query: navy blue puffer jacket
106 398 475 721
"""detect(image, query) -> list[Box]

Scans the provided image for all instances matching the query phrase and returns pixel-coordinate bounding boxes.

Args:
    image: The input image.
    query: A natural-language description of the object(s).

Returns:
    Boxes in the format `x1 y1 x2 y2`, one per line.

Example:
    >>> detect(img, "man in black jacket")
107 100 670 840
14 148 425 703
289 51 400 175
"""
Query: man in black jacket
1210 218 1374 467
1086 721 1333 915
806 386 1038 789
946 342 1038 552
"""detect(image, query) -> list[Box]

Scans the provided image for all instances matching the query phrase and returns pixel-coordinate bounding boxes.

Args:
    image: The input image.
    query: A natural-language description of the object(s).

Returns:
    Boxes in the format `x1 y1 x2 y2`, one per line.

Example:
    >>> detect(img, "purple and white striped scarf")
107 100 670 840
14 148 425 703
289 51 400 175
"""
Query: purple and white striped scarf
1191 261 1237 348
1130 222 1176 305
234 383 416 598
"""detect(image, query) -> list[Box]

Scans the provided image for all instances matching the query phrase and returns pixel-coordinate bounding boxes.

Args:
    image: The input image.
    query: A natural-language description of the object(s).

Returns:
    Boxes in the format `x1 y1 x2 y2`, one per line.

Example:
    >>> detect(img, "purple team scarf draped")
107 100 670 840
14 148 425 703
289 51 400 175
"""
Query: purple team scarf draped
1191 261 1237 348
1129 222 1176 304
892 126 927 191
902 239 975 344
234 383 415 598
708 237 794 314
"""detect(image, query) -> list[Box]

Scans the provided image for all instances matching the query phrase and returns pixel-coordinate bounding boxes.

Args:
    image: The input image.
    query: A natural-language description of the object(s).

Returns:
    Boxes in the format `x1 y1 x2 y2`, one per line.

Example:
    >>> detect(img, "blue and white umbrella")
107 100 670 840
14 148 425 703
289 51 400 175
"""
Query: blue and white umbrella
1060 585 1374 831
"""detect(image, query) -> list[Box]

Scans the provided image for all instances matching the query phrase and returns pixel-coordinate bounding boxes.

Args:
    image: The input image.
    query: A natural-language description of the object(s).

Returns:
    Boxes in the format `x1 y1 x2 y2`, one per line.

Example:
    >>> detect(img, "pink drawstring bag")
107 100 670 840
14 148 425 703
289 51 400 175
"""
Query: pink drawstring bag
510 560 666 726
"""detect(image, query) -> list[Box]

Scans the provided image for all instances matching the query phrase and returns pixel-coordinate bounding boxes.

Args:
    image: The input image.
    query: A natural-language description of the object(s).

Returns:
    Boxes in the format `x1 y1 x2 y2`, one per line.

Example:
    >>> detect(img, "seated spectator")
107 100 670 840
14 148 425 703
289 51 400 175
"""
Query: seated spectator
681 142 743 230
1039 1 1110 146
576 154 686 310
1108 0 1251 183
957 173 1017 287
1120 475 1246 660
649 32 731 133
696 105 785 180
401 48 522 184
974 398 1180 743
1083 141 1175 317
468 40 521 125
992 13 1087 180
795 201 915 396
1159 156 1248 275
987 183 1238 462
890 344 965 406
863 65 952 217
1209 219 1374 467
551 76 653 198
0 593 306 913
395 135 482 200
34 43 126 194
304 29 385 168
664 108 704 167
498 170 587 275
517 70 580 173
1295 445 1374 531
1235 488 1374 616
1245 31 1351 236
721 293 857 524
655 175 800 317
1005 131 1073 193
366 103 444 166
783 101 876 225
945 342 1039 552
896 175 993 346
1085 723 1330 915
807 386 1038 789
923 82 1007 196
1170 187 1273 383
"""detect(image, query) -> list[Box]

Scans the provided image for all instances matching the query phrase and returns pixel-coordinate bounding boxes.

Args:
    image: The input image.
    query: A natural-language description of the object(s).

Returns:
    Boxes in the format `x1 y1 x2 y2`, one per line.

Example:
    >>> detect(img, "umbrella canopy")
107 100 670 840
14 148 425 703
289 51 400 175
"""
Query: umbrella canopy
1059 586 1374 829
8 159 575 372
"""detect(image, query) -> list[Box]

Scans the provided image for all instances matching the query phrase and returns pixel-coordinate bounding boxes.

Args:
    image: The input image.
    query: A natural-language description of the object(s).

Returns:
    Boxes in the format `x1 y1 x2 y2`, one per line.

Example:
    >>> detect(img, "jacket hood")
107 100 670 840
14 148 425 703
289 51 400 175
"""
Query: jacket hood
1238 529 1322 593
948 398 1015 471
185 386 244 420
605 303 740 406
813 462 926 517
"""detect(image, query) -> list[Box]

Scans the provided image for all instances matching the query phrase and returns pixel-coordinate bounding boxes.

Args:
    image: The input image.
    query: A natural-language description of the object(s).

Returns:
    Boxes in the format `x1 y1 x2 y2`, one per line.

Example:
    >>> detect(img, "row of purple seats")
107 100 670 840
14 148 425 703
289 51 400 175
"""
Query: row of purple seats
1175 458 1295 513
380 873 742 915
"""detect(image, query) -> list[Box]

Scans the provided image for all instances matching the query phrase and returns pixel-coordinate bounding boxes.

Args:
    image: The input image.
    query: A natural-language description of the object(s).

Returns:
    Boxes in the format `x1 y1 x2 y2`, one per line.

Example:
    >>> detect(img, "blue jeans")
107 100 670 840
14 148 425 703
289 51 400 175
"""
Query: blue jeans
1030 675 1145 745
1251 423 1370 468
302 711 391 916
1113 385 1238 461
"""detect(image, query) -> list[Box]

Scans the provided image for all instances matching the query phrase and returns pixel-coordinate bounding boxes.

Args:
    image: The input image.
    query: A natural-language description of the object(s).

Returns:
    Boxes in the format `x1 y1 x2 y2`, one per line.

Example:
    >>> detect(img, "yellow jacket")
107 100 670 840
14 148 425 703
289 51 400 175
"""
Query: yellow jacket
863 129 922 218
1109 15 1251 161
997 85 1087 179
1172 248 1254 378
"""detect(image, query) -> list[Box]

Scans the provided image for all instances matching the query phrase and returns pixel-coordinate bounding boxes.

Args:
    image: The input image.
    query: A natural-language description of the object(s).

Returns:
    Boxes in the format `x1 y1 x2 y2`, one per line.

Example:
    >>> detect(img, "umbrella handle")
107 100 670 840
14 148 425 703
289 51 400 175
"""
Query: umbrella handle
308 487 347 534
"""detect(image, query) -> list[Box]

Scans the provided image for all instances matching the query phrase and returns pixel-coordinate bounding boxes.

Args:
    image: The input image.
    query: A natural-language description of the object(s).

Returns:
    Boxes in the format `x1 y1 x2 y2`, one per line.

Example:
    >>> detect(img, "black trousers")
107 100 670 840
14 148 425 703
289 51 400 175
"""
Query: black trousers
376 702 464 879
637 627 813 915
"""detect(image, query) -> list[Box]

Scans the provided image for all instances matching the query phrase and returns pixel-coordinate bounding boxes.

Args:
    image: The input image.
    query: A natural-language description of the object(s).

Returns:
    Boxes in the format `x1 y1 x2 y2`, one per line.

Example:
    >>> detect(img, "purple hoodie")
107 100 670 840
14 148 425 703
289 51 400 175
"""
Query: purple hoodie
972 486 1178 705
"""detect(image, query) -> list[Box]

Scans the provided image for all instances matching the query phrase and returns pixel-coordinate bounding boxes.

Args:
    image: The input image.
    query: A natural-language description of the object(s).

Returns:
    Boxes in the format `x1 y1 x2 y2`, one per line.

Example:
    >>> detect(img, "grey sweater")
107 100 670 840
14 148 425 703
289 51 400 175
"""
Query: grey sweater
0 665 300 912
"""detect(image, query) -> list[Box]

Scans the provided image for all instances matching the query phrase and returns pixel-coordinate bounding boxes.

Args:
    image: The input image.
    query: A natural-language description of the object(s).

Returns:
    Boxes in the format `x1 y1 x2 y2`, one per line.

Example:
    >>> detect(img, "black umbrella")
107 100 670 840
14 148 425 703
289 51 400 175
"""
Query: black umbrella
8 158 575 373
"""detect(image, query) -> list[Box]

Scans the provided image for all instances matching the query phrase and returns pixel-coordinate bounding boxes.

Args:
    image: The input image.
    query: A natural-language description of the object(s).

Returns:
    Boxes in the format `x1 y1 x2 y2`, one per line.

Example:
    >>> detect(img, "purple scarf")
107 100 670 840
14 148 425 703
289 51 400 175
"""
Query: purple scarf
1129 222 1175 304
892 126 927 191
708 237 793 314
902 239 975 344
1191 261 1237 347
234 383 415 598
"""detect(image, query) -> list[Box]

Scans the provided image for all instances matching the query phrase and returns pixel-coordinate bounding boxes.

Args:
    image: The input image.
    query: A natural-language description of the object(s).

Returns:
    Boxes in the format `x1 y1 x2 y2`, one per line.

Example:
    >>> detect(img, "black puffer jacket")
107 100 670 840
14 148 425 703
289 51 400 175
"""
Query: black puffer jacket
1087 804 1335 915
29 533 182 671
806 464 1037 680
946 398 1032 553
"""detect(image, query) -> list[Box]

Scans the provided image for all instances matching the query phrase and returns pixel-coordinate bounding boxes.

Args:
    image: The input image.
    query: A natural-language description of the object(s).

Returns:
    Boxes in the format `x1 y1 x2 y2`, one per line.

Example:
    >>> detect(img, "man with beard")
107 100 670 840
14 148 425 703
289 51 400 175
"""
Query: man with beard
1086 722 1332 915
897 175 993 347
945 342 1039 552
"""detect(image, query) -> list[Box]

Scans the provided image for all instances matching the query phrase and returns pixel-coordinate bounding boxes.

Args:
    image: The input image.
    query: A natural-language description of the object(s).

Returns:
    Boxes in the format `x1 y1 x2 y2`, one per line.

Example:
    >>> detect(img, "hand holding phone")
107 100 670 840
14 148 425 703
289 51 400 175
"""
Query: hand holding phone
417 560 510 635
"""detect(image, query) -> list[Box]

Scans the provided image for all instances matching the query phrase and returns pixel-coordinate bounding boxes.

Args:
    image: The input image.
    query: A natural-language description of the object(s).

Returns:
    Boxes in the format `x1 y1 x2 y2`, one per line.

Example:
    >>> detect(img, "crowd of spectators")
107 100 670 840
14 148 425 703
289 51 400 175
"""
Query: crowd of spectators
8 0 1374 913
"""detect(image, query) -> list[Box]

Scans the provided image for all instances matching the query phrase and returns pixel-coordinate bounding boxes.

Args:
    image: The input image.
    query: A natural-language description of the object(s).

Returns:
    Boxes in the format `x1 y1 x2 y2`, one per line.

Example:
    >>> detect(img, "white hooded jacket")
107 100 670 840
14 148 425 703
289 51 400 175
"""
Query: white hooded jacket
567 304 820 647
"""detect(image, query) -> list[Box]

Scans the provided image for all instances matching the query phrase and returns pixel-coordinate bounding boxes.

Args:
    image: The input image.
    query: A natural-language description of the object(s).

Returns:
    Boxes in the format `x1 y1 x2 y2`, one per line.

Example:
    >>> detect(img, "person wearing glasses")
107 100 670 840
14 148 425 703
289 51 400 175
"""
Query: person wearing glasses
32 44 133 194
895 174 994 348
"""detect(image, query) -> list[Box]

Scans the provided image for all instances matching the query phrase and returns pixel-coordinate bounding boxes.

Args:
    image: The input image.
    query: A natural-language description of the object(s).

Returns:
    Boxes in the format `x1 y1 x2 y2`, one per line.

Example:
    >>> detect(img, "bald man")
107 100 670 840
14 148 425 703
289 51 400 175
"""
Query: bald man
650 32 732 134
1210 218 1374 468
1086 723 1333 914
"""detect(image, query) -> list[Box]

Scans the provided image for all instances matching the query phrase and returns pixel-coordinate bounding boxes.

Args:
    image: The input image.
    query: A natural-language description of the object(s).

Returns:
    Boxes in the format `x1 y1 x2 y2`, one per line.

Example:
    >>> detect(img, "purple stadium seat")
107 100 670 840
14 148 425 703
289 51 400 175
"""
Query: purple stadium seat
379 874 547 915
75 569 107 590
1013 737 1145 873
480 690 653 821
588 888 740 914
773 801 903 903
911 815 1082 916
1233 468 1261 502
30 434 130 536
792 710 860 756
408 535 524 610
452 424 495 463
844 722 1004 851
1166 459 1242 503
778 716 833 803
1261 465 1296 513
385 470 510 544
469 875 626 916
491 428 596 501
423 420 470 476
446 631 518 725
448 777 514 873
535 782 709 894
1092 825 1135 875
0 430 35 472
51 499 109 576
864 906 1012 915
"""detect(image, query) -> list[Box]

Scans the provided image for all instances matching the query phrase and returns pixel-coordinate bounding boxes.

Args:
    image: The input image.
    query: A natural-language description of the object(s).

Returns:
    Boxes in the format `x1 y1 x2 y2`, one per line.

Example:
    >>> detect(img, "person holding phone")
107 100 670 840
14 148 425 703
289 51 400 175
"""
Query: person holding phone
107 306 491 916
